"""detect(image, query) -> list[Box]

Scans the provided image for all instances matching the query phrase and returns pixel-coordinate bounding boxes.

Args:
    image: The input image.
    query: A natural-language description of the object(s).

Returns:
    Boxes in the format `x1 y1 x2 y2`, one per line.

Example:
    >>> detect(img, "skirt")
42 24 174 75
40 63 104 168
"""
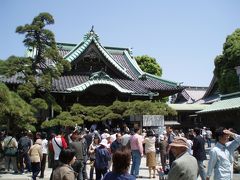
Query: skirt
146 151 156 167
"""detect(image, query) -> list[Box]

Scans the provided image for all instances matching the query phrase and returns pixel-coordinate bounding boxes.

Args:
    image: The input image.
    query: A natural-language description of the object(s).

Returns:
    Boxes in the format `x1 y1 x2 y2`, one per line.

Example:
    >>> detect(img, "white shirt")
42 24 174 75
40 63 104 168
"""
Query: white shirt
42 138 48 154
187 139 193 155
122 134 131 146
207 134 240 180
143 136 156 153
52 136 63 160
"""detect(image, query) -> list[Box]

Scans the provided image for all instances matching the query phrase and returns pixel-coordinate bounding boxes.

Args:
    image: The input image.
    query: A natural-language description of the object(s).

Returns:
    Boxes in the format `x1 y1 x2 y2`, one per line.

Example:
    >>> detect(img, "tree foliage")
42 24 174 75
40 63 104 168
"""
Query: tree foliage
41 111 83 128
0 83 36 132
0 60 8 74
4 12 70 103
135 55 162 76
2 13 71 128
31 98 48 110
41 100 176 128
214 29 240 94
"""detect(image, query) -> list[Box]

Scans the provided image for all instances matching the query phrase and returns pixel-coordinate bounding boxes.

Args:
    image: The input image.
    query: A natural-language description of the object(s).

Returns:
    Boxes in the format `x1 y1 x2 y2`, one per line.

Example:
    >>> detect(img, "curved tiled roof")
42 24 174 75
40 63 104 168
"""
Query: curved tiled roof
63 31 134 80
51 74 181 96
0 73 24 84
67 79 134 94
197 95 240 113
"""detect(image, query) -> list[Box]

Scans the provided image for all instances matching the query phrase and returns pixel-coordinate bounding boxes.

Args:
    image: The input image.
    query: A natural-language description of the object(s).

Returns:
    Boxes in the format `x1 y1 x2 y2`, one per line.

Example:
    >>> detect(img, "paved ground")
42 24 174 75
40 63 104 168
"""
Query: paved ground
0 144 240 180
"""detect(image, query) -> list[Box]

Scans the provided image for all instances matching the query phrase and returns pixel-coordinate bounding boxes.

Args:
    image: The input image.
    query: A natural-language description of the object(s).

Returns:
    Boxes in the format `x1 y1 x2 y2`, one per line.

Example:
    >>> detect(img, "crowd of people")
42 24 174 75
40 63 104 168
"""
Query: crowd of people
0 125 240 180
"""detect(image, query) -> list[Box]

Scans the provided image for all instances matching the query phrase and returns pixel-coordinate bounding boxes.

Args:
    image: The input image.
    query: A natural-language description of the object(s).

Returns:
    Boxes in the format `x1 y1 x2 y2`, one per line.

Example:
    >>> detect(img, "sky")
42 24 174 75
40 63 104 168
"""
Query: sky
1 1 240 87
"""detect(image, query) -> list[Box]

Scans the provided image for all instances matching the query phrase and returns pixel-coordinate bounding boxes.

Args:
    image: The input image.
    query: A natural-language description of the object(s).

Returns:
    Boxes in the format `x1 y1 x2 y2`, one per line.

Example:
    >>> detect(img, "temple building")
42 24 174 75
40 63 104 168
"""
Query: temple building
197 75 240 131
1 29 182 110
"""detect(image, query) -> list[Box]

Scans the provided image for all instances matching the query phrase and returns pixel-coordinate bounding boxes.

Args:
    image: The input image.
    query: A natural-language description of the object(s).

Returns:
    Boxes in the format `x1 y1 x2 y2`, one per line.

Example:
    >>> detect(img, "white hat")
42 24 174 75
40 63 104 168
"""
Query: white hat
105 133 110 138
159 135 164 141
100 139 109 148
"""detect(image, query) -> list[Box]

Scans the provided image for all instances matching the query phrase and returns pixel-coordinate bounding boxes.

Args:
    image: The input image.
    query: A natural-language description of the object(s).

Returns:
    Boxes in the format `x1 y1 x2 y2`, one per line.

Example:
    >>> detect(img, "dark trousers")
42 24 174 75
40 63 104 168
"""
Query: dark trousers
168 151 175 168
31 162 41 180
160 152 167 171
95 167 108 180
72 159 84 180
40 154 47 178
19 152 31 173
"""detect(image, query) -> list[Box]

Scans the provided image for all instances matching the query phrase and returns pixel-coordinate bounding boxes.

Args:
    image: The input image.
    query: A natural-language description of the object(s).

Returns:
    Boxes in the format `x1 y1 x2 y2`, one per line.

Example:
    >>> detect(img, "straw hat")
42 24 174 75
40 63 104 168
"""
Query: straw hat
169 137 188 148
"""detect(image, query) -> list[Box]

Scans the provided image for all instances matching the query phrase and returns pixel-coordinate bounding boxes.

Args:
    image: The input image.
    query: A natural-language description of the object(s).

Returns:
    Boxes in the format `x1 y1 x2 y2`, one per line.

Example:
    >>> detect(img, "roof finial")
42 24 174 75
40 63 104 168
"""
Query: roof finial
90 25 94 33
84 26 99 41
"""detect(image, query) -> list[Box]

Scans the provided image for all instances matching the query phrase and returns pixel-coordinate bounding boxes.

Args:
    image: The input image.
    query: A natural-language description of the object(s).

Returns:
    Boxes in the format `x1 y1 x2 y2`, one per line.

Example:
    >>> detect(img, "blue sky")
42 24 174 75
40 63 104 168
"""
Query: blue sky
1 1 240 86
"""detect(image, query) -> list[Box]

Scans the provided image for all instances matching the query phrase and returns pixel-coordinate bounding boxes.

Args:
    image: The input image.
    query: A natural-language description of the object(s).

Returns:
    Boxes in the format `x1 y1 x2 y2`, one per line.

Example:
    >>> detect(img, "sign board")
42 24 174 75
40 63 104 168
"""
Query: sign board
143 115 164 127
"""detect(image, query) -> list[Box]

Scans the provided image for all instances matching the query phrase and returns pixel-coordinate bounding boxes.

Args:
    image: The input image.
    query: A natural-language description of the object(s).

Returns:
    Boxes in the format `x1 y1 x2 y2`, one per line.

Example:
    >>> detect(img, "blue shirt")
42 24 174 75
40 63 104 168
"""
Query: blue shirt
95 146 111 169
207 134 240 180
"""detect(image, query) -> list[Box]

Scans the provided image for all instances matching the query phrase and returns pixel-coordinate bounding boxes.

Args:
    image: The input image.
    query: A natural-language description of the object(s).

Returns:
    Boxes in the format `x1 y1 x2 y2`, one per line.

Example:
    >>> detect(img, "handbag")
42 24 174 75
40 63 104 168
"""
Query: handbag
4 137 17 157
4 147 18 157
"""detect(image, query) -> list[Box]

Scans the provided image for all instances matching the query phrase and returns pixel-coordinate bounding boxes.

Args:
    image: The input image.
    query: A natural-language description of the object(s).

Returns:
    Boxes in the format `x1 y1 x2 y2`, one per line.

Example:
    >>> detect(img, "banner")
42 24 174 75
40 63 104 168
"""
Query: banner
143 115 164 127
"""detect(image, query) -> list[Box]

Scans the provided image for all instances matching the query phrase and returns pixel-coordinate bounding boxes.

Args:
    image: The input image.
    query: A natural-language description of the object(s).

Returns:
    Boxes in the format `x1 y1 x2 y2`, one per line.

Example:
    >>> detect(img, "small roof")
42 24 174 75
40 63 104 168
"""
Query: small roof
197 92 240 114
171 86 208 104
169 103 210 111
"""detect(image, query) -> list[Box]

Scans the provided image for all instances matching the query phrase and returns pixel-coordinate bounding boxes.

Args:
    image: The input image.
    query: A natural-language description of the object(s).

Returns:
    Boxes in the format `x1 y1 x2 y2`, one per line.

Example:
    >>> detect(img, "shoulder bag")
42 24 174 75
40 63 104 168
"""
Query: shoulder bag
4 137 18 157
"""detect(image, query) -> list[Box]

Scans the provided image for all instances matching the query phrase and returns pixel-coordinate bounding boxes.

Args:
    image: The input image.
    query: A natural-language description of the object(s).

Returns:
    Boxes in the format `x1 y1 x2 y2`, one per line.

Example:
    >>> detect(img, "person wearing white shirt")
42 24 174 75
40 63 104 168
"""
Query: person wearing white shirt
40 132 48 178
206 128 240 180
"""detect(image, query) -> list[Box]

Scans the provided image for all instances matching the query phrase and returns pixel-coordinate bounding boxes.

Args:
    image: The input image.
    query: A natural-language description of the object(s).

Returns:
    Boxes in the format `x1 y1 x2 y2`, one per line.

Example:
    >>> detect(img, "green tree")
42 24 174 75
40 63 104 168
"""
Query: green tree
123 100 176 117
41 100 176 128
41 111 83 128
0 60 8 74
14 12 70 97
214 29 240 94
135 55 162 76
0 83 36 132
3 13 70 126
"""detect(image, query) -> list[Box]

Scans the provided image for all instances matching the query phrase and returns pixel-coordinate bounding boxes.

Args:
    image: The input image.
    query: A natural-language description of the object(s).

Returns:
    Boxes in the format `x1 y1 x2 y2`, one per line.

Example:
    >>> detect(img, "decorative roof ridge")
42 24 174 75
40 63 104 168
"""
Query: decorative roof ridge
57 42 77 46
181 90 191 101
89 70 112 81
66 79 134 94
122 51 181 87
123 50 144 77
92 38 126 71
183 86 208 90
64 36 93 61
105 46 129 51
220 91 240 100
92 38 134 80
145 73 179 87
202 75 217 98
